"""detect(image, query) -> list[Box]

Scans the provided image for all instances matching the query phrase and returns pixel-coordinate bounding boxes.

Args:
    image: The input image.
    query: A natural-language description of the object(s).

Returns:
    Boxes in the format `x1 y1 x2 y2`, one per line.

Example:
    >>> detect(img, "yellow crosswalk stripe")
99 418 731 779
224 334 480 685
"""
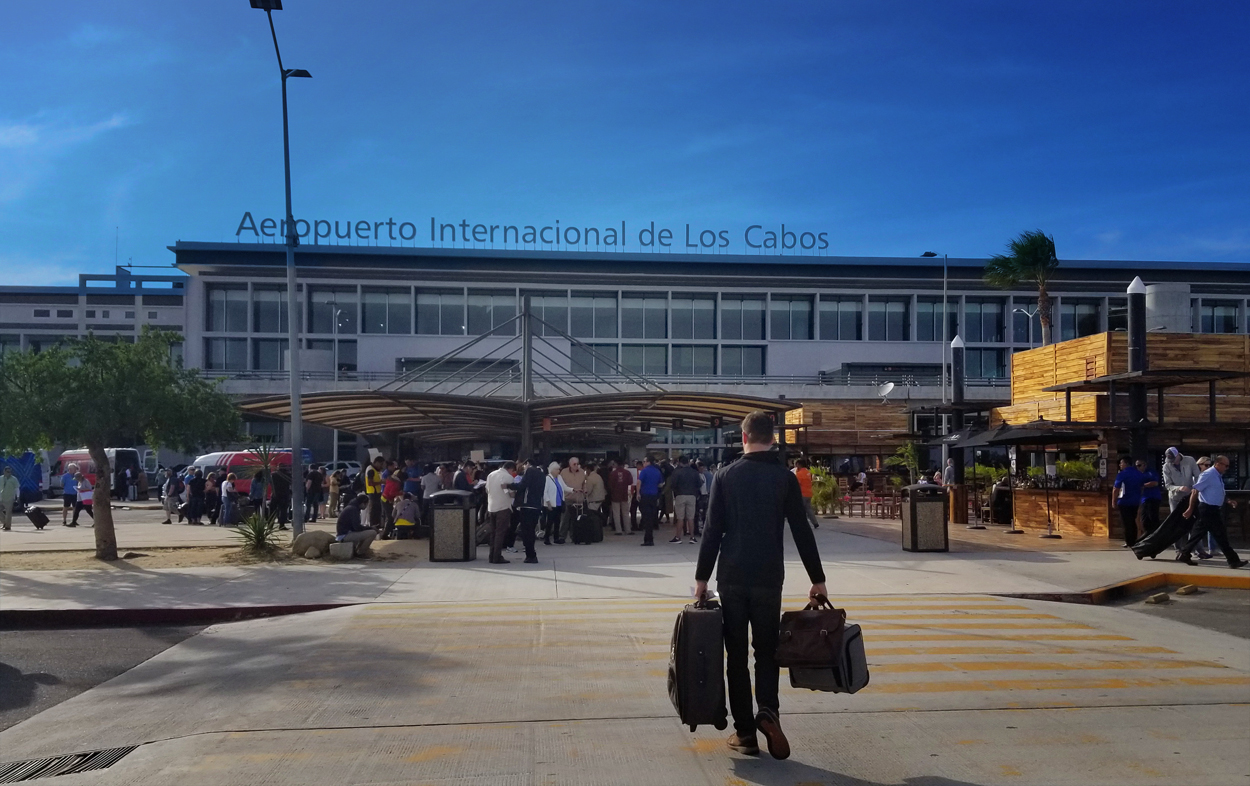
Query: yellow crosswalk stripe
872 659 1226 674
863 675 1250 694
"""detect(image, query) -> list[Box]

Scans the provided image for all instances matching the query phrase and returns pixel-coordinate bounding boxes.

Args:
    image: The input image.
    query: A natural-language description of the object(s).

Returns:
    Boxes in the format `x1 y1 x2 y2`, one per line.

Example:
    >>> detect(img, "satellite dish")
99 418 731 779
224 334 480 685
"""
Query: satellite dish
877 381 895 403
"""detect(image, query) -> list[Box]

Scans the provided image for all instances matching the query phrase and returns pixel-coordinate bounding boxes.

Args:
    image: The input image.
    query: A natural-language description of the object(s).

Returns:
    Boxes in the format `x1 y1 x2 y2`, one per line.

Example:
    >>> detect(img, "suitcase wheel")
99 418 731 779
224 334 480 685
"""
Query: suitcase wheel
714 719 727 730
689 724 697 733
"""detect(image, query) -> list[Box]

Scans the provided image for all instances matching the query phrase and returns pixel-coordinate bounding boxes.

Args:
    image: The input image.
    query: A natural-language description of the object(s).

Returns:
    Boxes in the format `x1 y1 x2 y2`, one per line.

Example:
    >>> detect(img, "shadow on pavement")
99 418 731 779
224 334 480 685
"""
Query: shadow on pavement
731 758 980 786
0 663 60 712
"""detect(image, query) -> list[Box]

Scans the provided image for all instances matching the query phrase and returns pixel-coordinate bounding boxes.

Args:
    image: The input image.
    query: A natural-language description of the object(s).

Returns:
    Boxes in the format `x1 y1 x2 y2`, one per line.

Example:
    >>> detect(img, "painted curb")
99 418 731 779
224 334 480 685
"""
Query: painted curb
999 572 1250 605
0 603 358 629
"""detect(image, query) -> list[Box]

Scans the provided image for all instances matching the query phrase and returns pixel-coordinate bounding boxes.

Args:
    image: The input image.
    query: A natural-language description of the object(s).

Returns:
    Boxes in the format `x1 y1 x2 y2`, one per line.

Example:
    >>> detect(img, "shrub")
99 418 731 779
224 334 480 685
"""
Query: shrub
233 512 282 553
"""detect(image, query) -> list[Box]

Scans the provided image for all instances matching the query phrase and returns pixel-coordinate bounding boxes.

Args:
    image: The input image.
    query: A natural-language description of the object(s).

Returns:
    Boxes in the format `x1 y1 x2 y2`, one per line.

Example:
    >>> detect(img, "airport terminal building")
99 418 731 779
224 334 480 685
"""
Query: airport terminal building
3 244 1248 464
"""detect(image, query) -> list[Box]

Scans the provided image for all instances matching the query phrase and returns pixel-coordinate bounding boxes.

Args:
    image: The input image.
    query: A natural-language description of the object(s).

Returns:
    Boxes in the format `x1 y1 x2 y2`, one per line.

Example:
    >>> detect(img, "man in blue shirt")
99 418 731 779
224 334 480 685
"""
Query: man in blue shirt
1177 455 1246 568
1113 457 1144 548
1135 459 1162 539
637 456 664 547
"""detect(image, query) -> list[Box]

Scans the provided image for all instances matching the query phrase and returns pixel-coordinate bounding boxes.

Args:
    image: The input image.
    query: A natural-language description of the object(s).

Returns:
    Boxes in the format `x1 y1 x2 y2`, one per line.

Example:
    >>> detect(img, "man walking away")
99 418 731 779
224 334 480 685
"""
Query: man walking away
793 459 820 529
515 457 546 563
583 460 606 529
485 461 517 564
637 456 663 546
336 493 376 557
1113 457 1144 548
71 472 94 526
1163 447 1203 556
695 459 713 536
1176 455 1246 569
0 466 19 531
607 459 633 536
669 455 702 544
695 411 827 760
304 464 324 523
1136 459 1161 538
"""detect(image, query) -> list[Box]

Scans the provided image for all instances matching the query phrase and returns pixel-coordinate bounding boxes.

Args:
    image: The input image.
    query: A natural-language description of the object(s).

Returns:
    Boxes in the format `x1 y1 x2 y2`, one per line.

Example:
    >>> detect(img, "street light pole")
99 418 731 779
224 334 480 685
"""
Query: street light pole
922 251 949 404
251 0 311 536
1013 307 1039 349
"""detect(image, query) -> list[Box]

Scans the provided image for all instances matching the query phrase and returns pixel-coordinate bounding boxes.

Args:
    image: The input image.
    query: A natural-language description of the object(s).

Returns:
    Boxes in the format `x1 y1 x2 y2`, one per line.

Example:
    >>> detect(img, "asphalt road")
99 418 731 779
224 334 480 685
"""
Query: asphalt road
1114 586 1250 640
0 625 204 731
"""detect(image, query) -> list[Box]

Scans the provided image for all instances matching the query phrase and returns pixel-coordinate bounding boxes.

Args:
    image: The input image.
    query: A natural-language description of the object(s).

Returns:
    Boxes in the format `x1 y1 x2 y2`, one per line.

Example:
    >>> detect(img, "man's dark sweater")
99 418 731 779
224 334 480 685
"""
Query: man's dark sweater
336 503 366 537
695 451 825 588
670 464 702 497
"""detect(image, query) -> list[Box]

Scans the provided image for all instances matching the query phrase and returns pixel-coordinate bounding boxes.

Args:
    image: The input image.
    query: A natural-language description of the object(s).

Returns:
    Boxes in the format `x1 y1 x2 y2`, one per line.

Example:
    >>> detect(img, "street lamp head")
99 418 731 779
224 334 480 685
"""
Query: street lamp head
921 251 938 257
250 0 283 10
285 68 312 78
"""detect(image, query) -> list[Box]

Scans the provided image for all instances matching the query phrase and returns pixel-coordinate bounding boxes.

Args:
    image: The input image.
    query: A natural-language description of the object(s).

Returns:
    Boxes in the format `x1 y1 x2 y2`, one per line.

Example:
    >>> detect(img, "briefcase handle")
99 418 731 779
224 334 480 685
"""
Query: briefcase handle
804 594 835 611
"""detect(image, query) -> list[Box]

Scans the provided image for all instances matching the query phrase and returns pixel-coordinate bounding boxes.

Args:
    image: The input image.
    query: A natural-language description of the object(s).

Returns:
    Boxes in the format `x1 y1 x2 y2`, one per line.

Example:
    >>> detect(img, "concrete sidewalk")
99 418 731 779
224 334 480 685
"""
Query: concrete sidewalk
2 525 1244 612
1 594 1246 784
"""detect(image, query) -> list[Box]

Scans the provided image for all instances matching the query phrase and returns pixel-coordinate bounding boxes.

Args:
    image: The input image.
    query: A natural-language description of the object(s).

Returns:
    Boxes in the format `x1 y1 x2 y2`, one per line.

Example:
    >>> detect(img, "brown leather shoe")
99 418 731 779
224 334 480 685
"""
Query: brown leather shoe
755 709 790 760
726 733 760 756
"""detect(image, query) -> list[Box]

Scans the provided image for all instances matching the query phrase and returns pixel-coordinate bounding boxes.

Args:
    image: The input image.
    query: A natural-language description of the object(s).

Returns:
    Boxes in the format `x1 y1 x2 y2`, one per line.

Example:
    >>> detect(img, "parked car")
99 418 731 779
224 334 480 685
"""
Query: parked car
324 460 362 478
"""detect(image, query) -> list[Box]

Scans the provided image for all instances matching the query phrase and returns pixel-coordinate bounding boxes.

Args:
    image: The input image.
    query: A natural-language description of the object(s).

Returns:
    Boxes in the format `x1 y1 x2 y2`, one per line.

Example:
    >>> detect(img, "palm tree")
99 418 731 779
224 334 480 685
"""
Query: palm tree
984 230 1060 345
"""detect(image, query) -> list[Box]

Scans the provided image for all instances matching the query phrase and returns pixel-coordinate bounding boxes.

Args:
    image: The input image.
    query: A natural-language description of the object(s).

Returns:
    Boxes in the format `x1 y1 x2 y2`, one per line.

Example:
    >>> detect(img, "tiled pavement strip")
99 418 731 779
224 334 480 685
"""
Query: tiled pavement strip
2 593 1247 784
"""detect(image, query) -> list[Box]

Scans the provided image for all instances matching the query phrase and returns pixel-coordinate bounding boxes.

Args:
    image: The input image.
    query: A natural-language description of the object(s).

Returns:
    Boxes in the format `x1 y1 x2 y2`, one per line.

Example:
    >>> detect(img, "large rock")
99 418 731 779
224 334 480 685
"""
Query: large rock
291 530 334 557
304 547 322 559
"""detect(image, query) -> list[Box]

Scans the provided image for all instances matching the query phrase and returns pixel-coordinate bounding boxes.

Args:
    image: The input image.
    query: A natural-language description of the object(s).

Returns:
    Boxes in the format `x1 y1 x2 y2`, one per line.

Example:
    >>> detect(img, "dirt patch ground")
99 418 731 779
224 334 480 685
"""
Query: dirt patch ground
0 538 430 571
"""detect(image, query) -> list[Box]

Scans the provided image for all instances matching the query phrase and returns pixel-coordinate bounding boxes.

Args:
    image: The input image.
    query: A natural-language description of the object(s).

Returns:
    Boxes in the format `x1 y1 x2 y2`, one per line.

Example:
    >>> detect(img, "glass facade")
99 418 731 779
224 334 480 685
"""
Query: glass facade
570 293 618 338
206 286 247 332
621 294 667 339
818 296 862 341
308 287 357 334
416 290 465 335
621 344 668 376
720 345 765 376
916 298 957 343
672 345 716 375
361 288 412 335
671 295 716 339
467 291 517 336
963 299 1004 343
1200 300 1239 334
769 295 812 340
868 297 910 341
721 296 765 340
1059 299 1101 341
252 287 288 333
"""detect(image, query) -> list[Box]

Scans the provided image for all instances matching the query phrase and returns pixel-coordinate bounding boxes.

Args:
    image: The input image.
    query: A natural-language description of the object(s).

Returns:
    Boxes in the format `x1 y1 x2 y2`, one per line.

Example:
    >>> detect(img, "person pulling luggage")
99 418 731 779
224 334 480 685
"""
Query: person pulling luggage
694 410 828 760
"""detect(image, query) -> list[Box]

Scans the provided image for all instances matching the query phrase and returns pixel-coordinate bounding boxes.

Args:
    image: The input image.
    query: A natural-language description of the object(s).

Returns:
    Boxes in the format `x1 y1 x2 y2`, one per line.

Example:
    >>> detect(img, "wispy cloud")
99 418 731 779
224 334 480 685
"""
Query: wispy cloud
0 252 87 286
0 112 132 205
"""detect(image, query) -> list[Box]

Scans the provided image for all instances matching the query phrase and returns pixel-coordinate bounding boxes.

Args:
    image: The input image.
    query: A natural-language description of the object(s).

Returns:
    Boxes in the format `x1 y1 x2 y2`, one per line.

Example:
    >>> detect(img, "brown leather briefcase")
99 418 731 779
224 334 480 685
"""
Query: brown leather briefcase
774 595 846 668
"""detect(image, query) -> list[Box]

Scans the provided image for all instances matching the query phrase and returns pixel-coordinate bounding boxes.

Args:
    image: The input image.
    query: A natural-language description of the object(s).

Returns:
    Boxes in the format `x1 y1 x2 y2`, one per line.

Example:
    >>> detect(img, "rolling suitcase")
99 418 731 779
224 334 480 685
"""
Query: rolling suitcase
1133 506 1192 560
789 623 870 694
667 597 729 732
570 505 602 544
25 505 49 530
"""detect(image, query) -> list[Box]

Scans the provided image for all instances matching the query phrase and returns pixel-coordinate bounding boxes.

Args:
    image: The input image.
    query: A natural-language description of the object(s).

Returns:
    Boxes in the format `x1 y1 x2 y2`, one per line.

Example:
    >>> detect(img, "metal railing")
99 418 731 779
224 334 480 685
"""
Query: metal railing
198 368 1011 388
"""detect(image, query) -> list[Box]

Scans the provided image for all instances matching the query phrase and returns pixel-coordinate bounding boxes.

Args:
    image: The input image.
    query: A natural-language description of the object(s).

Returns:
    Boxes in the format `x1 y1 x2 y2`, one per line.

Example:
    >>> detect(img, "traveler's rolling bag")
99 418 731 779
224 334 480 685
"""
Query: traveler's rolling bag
789 623 870 694
667 596 729 732
775 594 847 668
571 505 603 544
25 505 49 530
1133 506 1192 560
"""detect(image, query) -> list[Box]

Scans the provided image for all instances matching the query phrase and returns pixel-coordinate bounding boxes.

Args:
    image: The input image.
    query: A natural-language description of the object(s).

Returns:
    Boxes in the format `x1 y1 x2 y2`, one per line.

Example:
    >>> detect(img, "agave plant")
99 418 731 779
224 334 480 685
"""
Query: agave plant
233 511 282 552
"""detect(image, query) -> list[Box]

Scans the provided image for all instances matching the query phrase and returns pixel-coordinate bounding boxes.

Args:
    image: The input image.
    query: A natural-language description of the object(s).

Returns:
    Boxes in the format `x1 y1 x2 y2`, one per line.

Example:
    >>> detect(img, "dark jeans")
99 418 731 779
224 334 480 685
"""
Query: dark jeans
695 494 709 536
639 493 659 545
490 509 511 562
304 491 321 522
630 494 639 530
272 494 291 526
367 493 382 530
719 583 783 737
1118 504 1139 547
1180 503 1242 566
542 506 561 544
71 501 93 524
1140 498 1159 537
518 507 539 559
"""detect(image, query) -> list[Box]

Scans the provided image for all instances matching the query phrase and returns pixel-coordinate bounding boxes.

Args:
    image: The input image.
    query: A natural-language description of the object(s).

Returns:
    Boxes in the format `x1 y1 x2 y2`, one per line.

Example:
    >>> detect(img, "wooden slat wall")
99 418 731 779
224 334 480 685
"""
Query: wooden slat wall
1013 489 1111 537
996 332 1248 426
789 401 910 452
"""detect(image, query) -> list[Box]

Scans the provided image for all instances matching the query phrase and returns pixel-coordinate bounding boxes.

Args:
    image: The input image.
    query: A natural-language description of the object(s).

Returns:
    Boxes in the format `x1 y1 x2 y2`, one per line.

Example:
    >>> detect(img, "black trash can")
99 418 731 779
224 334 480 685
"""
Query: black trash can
901 483 949 552
427 490 476 562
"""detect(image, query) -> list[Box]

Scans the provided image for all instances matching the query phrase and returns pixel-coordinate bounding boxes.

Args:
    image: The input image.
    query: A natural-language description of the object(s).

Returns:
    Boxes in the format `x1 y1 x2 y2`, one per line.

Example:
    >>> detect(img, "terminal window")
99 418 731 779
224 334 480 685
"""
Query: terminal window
868 297 910 341
526 293 568 336
204 338 247 371
362 288 412 334
570 294 617 339
468 291 517 336
33 309 50 318
916 298 957 342
621 295 667 339
964 348 1006 379
963 299 1004 343
57 309 74 318
721 297 765 341
570 343 618 376
819 296 862 341
672 345 716 375
770 295 812 340
416 290 465 335
671 294 716 340
1059 299 1100 341
721 345 765 376
253 287 289 333
252 338 288 371
206 285 248 332
309 287 358 334
1199 300 1239 334
621 344 667 376
1012 298 1042 344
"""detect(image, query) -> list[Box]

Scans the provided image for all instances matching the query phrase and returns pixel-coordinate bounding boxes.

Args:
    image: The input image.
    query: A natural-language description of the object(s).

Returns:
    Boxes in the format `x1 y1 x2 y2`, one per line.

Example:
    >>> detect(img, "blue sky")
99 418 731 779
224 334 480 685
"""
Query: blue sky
2 1 1247 284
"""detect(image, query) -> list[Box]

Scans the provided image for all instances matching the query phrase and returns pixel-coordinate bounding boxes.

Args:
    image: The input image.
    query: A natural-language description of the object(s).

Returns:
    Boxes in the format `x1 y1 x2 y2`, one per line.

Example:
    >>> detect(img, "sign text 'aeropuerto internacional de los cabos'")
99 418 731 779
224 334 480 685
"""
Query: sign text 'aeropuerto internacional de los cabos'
235 213 830 252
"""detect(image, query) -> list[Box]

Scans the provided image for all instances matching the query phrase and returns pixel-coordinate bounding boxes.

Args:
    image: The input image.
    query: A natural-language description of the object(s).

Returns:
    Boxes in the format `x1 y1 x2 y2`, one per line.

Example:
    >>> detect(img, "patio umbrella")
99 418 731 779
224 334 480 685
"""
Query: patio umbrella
984 421 1101 538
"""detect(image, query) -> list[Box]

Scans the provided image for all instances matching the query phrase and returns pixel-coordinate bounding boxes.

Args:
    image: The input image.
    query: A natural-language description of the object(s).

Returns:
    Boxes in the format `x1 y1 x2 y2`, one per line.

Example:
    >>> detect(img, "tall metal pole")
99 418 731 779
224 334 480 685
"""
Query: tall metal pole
941 253 949 405
519 295 534 459
266 8 303 536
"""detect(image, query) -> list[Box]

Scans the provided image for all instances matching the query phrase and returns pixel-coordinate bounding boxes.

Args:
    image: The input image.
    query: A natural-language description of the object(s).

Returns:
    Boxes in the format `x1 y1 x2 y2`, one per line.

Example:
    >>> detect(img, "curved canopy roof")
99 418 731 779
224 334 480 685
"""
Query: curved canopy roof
238 390 798 443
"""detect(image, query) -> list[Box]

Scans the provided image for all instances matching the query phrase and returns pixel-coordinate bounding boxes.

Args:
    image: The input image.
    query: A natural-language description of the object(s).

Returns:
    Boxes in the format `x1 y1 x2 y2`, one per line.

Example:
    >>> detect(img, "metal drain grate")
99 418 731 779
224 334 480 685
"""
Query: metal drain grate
0 746 138 783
